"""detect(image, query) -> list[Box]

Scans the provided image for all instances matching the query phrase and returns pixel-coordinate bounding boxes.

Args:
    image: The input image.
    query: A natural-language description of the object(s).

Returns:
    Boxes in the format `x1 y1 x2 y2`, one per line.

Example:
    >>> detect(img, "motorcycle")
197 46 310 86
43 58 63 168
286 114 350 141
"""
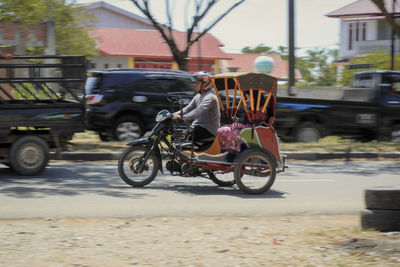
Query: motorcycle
118 72 286 194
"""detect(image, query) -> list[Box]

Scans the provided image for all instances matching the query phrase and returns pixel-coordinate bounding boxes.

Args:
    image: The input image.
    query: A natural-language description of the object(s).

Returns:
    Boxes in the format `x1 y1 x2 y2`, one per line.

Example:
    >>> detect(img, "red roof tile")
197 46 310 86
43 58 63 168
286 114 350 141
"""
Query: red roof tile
223 53 301 79
94 28 230 60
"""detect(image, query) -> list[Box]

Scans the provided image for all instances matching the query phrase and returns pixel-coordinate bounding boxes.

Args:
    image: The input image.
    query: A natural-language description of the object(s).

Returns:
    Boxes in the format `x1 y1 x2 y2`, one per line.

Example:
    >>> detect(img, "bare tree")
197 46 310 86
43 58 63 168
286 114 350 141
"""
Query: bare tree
371 0 400 37
130 0 245 71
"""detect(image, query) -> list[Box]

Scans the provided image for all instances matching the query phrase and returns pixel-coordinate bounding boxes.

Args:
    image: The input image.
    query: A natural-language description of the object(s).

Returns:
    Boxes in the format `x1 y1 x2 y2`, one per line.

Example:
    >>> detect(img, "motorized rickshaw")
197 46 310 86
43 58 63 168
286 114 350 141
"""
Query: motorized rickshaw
118 72 286 194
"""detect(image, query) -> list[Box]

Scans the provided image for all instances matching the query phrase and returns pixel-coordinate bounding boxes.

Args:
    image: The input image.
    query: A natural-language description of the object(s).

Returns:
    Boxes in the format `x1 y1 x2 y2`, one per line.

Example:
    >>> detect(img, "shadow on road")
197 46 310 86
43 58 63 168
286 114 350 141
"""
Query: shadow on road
1 160 398 199
0 163 286 199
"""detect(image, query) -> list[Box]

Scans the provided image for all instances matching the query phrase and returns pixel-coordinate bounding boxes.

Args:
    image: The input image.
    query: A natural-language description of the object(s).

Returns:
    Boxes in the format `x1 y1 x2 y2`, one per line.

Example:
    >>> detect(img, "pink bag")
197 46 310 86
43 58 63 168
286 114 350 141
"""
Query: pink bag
217 122 247 153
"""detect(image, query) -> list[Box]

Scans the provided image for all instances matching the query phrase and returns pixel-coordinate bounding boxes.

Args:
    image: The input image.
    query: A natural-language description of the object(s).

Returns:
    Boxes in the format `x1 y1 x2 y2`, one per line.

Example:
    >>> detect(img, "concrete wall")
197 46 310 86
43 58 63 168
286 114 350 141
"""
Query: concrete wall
278 86 374 101
89 55 129 70
0 22 54 55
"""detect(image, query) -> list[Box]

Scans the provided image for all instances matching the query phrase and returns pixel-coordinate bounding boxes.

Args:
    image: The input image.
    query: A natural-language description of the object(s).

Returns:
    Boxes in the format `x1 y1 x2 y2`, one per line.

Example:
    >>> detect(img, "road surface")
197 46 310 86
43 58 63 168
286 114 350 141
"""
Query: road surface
0 160 398 219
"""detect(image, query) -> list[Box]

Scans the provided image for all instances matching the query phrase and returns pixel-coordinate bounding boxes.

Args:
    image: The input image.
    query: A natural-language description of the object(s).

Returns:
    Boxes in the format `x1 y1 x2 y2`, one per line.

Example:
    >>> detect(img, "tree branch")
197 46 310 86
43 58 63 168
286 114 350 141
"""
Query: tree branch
129 0 246 70
130 0 178 52
188 0 245 46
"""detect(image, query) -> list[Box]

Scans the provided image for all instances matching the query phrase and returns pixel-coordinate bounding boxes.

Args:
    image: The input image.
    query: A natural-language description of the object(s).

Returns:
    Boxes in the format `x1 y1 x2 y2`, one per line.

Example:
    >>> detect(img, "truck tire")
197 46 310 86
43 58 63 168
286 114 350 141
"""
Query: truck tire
9 135 49 176
361 209 400 232
390 124 400 142
294 122 322 143
365 186 400 210
98 132 112 142
112 116 143 141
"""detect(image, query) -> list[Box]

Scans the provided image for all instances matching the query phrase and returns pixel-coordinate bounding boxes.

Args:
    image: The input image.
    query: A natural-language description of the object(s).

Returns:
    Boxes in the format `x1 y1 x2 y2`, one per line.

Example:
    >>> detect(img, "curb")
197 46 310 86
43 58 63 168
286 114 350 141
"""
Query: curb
284 152 400 160
51 151 400 161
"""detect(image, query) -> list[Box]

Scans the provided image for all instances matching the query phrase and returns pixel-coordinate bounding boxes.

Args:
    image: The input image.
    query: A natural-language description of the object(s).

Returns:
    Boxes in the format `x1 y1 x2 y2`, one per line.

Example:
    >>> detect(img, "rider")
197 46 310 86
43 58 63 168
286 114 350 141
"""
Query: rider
173 71 220 148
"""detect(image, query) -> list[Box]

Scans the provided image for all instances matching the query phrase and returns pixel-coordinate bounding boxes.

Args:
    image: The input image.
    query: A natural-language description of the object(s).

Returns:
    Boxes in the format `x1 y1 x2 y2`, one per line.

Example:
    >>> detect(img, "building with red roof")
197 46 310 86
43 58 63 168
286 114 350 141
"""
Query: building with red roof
83 1 295 79
93 27 230 73
83 1 230 73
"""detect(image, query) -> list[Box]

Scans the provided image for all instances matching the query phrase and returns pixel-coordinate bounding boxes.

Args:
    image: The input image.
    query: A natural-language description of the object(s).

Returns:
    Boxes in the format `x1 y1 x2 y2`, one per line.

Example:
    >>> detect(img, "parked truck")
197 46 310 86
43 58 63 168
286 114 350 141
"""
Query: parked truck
275 70 400 142
0 55 86 175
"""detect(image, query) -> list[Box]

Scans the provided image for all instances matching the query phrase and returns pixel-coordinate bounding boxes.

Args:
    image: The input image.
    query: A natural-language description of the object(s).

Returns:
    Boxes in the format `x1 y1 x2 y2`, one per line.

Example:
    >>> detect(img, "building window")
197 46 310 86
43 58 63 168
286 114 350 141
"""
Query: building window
378 20 391 40
362 22 367 41
117 64 122 68
104 63 109 69
348 23 353 50
356 22 359 41
90 63 96 69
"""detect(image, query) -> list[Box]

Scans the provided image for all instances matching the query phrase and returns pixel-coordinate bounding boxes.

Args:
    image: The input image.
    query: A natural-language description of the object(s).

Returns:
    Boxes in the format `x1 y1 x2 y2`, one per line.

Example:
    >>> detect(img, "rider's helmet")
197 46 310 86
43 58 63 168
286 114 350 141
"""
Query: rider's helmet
193 71 212 93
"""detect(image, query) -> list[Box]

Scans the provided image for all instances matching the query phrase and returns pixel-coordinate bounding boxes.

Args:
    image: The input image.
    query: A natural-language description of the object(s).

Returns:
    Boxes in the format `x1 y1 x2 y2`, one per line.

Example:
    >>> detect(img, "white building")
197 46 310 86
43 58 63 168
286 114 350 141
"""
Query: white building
327 0 400 75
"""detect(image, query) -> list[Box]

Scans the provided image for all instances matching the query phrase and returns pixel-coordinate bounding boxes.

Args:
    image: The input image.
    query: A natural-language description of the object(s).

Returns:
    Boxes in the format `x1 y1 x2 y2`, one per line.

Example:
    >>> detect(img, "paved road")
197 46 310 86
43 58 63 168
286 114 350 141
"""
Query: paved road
0 160 398 219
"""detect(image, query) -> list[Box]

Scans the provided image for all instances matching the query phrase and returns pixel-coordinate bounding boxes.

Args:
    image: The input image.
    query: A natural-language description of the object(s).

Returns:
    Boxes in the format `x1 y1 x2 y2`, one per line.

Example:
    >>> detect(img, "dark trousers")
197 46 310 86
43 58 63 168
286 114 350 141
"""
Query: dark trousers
192 125 214 142
190 125 215 151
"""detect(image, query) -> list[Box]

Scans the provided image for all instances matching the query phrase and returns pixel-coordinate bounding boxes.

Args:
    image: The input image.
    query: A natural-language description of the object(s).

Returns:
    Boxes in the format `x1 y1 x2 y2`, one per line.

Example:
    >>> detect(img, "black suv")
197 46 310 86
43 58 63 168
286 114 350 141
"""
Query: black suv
85 68 195 141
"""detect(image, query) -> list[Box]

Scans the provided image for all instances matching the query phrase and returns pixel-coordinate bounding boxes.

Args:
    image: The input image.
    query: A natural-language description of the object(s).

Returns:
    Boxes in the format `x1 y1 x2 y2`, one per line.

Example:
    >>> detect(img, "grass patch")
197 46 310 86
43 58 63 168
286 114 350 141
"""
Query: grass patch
67 131 400 153
280 136 400 153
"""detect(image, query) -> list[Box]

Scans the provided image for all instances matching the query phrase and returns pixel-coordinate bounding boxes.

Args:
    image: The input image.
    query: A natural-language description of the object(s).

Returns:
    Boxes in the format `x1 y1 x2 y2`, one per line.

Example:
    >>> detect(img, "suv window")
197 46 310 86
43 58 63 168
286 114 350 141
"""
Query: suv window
136 79 171 93
85 77 100 95
353 73 374 88
382 73 400 94
174 78 195 92
102 73 141 89
135 77 194 93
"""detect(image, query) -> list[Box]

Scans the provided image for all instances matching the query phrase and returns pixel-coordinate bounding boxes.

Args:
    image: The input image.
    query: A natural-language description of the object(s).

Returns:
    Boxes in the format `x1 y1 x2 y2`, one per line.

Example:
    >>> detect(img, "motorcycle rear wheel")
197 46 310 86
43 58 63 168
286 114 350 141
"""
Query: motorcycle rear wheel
118 146 159 187
234 148 276 194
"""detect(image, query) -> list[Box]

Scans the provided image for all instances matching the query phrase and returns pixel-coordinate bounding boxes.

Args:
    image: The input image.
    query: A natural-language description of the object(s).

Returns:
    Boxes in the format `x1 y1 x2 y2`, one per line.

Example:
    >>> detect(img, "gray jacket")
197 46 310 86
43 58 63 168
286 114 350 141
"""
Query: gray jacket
174 89 220 135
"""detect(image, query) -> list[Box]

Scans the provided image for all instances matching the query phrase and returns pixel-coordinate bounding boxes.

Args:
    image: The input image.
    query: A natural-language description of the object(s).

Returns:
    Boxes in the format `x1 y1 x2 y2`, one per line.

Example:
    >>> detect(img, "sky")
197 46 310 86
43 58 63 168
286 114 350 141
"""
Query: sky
76 0 357 56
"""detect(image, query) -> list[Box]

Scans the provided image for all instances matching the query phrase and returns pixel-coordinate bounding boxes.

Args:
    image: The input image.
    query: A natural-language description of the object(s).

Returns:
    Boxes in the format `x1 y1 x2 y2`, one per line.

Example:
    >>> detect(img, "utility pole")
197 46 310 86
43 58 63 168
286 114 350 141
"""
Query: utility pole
391 0 396 70
288 0 296 96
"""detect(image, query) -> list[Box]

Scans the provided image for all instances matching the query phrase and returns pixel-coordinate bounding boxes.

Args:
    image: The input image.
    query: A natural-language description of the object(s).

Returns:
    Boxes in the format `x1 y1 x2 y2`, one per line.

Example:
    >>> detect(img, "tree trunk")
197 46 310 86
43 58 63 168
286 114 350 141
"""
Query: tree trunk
173 51 189 71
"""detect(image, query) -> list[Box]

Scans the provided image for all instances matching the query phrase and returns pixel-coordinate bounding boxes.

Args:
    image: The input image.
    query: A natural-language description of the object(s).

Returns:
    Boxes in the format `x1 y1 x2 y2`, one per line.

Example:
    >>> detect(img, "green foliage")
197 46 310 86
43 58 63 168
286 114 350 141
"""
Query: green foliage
0 0 47 22
241 44 277 54
241 44 338 86
340 50 400 86
0 0 97 56
298 48 337 86
14 83 60 100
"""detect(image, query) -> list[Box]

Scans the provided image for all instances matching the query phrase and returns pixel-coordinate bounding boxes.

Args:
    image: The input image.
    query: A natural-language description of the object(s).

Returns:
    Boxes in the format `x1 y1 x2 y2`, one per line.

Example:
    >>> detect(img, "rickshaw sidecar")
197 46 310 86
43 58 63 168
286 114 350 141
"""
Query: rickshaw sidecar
210 72 284 166
189 72 286 194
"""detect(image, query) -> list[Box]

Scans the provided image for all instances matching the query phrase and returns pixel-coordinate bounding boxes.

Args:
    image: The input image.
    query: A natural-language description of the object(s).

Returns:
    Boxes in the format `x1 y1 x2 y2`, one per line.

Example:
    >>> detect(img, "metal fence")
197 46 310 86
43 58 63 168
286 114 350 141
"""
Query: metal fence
0 55 87 104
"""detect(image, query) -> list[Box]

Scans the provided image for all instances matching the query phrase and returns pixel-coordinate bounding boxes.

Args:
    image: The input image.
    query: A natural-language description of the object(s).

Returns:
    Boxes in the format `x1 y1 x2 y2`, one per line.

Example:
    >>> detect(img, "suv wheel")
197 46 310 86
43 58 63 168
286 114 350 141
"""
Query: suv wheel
112 116 143 141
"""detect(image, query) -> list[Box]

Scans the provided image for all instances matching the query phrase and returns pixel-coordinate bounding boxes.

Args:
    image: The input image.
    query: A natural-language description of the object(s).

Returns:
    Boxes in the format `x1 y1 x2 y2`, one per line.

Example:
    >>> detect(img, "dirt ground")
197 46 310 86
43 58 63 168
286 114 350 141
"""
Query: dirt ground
1 215 399 266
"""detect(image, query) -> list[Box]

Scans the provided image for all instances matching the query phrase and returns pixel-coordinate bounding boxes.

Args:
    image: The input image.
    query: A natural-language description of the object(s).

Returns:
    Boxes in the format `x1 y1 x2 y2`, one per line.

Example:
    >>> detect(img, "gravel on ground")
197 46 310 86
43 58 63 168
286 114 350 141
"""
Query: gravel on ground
1 215 400 266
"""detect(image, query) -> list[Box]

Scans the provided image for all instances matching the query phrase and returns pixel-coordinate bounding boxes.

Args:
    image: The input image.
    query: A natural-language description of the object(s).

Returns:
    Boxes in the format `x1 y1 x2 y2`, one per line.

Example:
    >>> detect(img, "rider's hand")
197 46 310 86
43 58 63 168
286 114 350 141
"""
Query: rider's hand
173 114 181 120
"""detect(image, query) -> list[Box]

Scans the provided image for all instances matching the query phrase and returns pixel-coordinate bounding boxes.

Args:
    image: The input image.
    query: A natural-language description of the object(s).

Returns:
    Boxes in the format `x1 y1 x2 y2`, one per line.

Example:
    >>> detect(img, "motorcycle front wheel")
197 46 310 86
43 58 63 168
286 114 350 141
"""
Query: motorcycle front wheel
118 145 160 187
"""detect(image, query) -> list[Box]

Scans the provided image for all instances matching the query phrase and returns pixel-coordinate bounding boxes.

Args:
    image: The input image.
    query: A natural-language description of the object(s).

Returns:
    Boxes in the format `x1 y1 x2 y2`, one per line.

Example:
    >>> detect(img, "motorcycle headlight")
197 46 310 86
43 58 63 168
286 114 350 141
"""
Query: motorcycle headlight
156 109 171 122
144 131 153 137
155 114 164 122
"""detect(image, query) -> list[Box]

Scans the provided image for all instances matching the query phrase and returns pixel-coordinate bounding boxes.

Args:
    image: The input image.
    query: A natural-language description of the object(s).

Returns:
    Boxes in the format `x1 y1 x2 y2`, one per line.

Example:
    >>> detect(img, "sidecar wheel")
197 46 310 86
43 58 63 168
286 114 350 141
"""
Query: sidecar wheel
234 148 276 194
208 171 235 187
118 146 159 187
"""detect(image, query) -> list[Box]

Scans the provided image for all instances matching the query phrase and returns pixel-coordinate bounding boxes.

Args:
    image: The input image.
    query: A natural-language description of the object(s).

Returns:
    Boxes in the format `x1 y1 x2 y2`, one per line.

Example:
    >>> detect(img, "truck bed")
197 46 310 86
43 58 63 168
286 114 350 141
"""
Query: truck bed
0 99 85 136
0 55 86 140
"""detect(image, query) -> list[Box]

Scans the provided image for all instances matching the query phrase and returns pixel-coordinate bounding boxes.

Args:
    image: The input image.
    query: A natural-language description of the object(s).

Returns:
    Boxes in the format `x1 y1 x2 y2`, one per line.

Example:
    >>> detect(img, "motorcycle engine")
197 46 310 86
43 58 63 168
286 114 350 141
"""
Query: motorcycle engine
166 160 181 173
181 162 201 176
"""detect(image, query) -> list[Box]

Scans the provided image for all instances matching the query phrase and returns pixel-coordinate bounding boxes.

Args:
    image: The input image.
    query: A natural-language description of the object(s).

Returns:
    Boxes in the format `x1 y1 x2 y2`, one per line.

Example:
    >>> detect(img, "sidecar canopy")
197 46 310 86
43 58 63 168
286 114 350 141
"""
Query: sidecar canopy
211 72 278 125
